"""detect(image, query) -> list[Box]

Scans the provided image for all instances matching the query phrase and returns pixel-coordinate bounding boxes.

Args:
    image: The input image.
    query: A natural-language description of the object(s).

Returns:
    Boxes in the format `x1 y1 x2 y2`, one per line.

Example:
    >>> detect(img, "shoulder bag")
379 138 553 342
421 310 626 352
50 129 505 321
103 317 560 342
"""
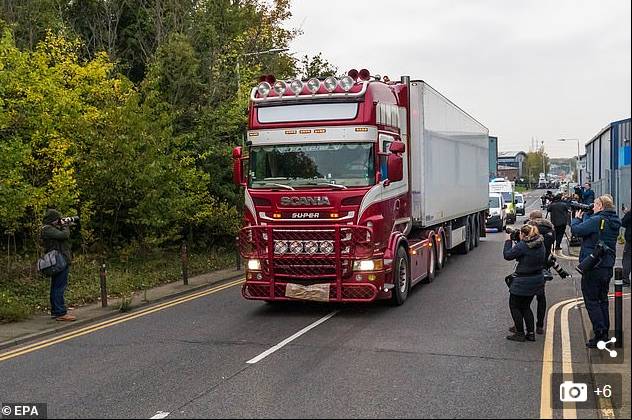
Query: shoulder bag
37 250 67 277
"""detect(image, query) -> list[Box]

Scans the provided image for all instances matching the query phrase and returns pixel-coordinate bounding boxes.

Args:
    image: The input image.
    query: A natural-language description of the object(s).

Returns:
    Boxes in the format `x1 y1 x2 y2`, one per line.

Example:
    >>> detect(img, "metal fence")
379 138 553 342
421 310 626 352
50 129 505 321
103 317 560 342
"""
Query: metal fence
594 165 630 218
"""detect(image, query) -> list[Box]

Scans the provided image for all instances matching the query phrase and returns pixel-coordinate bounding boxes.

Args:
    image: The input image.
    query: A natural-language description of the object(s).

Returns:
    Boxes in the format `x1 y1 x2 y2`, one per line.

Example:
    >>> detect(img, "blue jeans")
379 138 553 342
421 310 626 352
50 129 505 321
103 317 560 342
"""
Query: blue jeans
50 267 69 317
581 267 612 337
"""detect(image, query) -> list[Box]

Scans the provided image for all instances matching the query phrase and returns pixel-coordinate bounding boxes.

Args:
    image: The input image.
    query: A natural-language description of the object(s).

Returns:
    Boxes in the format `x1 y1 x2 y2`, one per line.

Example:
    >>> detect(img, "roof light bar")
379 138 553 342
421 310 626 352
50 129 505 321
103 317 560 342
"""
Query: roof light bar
257 82 271 97
307 78 320 93
323 76 337 92
340 75 354 91
289 79 303 95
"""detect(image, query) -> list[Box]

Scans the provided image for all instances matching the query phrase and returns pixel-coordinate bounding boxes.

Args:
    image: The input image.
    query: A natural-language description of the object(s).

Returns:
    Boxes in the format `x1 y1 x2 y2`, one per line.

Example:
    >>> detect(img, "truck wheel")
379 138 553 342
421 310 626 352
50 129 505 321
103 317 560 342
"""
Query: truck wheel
425 243 436 283
435 234 446 270
390 247 410 305
473 216 480 248
455 218 471 254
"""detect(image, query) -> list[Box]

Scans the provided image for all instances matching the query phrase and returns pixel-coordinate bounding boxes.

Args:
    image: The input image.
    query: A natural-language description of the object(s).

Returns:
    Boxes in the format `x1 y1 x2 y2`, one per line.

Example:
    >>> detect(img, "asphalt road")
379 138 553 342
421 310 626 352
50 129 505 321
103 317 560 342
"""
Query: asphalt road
0 195 601 419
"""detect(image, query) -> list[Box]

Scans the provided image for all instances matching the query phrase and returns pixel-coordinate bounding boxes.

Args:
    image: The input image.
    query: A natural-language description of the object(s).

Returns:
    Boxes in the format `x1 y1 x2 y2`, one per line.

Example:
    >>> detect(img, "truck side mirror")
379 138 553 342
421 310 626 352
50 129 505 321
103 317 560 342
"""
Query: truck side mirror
389 141 405 154
385 154 403 185
384 141 404 186
232 147 248 186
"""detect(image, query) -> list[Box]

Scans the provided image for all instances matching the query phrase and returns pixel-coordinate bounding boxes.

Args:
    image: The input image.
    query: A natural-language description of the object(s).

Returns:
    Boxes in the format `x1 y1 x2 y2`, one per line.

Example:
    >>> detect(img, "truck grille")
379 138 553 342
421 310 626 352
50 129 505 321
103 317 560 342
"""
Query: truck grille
240 225 373 279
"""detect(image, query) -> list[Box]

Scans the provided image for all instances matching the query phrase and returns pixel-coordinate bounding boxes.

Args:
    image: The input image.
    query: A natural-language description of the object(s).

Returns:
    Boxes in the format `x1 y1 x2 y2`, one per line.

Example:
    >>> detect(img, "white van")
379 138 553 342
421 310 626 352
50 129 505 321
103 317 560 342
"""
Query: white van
514 193 525 216
486 192 507 230
489 178 516 223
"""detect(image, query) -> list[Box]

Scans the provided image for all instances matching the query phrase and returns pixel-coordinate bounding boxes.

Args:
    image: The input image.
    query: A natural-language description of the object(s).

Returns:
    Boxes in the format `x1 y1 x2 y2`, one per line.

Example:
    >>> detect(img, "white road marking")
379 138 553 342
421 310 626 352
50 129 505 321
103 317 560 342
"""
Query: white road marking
150 411 170 419
246 310 340 364
561 301 579 419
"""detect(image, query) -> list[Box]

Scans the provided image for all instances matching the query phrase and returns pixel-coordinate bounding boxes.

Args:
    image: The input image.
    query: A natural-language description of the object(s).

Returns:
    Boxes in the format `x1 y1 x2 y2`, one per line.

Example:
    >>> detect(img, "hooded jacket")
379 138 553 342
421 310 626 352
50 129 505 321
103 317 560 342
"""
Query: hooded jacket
41 210 73 265
571 209 621 268
528 217 555 258
503 235 545 296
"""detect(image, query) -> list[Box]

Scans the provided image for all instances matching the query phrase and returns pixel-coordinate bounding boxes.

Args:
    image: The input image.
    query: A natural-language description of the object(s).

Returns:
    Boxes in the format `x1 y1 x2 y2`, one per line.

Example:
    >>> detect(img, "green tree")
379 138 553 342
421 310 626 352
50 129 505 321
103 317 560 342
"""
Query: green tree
296 52 338 78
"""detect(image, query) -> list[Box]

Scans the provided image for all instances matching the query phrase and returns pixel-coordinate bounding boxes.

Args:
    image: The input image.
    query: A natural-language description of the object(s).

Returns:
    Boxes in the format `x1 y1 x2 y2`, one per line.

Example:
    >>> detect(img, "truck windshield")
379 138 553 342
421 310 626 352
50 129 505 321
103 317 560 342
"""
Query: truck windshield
248 143 375 189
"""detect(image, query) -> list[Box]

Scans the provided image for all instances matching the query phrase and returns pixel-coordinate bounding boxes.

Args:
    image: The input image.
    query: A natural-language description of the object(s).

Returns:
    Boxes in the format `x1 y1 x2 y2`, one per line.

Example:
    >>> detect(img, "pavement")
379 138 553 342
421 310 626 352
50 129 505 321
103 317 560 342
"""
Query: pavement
0 267 245 350
0 238 630 419
564 238 631 420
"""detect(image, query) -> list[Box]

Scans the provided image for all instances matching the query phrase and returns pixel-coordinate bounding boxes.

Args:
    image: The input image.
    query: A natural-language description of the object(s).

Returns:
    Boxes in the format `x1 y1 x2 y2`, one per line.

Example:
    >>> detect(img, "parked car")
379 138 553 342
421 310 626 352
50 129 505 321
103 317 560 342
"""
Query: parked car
486 192 507 230
514 193 525 216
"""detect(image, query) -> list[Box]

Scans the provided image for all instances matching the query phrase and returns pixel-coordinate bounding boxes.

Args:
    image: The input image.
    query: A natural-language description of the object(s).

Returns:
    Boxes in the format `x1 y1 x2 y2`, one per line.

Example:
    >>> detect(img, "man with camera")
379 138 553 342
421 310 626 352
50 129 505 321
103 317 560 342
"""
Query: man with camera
41 209 77 321
571 195 621 348
547 194 569 252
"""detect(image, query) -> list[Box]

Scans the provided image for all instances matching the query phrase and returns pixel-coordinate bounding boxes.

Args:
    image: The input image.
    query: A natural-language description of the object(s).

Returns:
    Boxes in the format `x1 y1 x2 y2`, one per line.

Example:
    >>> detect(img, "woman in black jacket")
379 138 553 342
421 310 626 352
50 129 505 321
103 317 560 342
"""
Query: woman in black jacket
503 224 546 342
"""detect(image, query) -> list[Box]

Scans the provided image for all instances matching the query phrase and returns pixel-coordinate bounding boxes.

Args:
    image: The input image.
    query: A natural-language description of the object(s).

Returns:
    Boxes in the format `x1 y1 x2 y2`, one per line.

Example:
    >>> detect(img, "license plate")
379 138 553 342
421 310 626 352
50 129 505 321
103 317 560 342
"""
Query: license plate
285 283 330 302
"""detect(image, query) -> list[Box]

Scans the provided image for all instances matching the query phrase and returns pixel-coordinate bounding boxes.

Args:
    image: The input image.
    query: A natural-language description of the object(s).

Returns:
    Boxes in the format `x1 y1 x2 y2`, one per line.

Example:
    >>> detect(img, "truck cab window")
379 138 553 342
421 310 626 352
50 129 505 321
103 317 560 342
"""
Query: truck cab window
249 143 375 189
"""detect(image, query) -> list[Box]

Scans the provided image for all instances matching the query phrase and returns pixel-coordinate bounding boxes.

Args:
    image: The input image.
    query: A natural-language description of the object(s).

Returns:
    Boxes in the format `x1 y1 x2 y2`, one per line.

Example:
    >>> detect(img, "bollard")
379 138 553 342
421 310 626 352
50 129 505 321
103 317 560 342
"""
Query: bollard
181 240 188 286
100 257 108 308
614 267 623 349
235 235 241 271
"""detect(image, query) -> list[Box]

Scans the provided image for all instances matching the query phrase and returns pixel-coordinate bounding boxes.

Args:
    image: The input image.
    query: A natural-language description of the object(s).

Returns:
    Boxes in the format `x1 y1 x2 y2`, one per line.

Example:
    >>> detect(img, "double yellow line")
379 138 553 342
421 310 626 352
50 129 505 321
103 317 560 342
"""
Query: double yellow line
0 278 244 362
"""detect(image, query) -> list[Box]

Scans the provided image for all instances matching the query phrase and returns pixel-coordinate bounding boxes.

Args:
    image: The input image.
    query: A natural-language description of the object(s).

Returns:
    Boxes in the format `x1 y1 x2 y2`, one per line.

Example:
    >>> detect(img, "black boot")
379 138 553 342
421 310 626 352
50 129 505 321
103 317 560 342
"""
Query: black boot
526 332 536 342
507 332 526 342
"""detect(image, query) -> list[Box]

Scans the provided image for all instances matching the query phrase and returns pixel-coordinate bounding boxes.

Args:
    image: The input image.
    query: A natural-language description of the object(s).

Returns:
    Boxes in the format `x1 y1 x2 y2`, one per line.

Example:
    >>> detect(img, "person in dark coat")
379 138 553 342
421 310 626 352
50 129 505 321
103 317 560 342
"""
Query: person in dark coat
548 194 570 251
621 206 630 286
581 183 595 205
571 195 621 347
41 209 77 321
508 210 553 335
503 224 546 342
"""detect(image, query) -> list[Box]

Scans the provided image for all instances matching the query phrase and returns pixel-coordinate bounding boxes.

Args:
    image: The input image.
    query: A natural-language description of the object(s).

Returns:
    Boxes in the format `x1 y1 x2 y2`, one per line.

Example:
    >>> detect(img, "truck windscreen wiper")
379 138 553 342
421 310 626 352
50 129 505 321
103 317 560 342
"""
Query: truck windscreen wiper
266 182 295 190
302 182 347 189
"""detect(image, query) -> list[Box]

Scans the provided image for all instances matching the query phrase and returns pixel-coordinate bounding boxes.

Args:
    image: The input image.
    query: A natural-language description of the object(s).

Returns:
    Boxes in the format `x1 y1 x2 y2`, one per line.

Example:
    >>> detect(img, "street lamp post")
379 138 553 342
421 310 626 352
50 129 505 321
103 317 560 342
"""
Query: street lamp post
541 140 546 185
558 138 581 183
236 48 288 109
236 47 288 147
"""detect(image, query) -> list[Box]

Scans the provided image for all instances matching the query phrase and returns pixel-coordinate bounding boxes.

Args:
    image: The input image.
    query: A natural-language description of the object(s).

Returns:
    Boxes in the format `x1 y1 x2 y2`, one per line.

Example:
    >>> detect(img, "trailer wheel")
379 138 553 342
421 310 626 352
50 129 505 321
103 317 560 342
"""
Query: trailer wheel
435 234 446 270
425 242 436 283
390 246 410 305
455 217 471 254
473 216 480 248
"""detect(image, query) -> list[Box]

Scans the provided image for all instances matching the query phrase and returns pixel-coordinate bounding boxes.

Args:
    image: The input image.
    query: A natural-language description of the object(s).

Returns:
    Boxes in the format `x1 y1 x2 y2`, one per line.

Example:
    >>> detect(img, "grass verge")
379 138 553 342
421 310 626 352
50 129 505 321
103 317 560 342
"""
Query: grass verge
0 247 235 324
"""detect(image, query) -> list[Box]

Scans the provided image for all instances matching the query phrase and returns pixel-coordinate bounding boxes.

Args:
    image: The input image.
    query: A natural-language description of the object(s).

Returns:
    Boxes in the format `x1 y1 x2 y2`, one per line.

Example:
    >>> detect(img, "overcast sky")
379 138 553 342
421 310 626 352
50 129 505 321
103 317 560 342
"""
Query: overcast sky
282 0 631 158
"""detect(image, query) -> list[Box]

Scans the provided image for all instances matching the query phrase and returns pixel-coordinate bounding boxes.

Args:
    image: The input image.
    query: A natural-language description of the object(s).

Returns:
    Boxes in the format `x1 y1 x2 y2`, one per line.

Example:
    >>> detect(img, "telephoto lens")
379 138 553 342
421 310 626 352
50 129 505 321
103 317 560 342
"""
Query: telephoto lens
61 216 80 224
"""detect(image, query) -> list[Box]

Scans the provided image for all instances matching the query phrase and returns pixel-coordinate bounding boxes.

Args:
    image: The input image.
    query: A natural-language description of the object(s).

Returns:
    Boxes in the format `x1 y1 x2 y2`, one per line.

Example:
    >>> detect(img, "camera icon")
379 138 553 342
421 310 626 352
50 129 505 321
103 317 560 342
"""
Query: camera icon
560 381 588 402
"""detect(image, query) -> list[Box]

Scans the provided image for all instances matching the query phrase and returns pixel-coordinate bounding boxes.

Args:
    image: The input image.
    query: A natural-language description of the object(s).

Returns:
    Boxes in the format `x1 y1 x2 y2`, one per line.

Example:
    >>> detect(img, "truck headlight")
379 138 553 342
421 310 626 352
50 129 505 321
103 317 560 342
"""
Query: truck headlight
247 259 261 271
353 259 384 271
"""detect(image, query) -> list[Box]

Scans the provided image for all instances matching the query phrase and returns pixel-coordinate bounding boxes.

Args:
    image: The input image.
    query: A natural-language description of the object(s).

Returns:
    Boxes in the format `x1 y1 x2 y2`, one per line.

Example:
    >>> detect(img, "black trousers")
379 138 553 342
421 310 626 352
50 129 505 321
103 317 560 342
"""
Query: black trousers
510 294 535 333
554 224 567 249
536 291 546 328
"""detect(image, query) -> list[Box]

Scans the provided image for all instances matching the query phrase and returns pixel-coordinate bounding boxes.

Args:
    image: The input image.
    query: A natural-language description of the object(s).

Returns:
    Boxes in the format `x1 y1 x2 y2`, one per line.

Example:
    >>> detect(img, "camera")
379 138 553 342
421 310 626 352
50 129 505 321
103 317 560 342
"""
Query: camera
569 200 594 215
505 227 521 242
560 381 588 402
61 216 80 225
546 255 570 279
576 240 611 274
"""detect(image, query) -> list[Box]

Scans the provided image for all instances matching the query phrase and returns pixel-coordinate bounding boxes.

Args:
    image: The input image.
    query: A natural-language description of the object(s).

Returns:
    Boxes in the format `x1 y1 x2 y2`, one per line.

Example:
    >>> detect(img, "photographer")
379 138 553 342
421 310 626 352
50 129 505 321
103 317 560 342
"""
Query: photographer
571 195 621 347
503 224 546 342
547 194 570 251
508 210 554 335
41 209 77 322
